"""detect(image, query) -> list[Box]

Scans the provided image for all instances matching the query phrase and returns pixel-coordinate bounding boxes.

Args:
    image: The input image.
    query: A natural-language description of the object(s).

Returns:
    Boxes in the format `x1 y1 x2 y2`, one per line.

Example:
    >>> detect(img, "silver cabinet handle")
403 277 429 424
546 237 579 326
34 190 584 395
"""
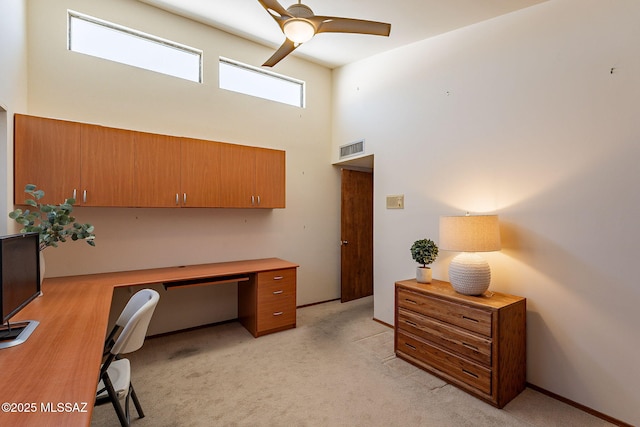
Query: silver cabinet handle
273 276 283 280
183 193 187 205
273 290 284 295
83 190 87 204
273 311 284 316
251 195 255 205
175 193 179 205
257 195 261 205
73 189 77 200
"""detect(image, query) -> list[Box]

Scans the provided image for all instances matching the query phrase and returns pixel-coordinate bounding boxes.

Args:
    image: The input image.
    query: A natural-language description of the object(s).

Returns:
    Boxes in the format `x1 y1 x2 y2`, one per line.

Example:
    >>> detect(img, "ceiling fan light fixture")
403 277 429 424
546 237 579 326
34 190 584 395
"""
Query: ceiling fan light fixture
283 18 315 43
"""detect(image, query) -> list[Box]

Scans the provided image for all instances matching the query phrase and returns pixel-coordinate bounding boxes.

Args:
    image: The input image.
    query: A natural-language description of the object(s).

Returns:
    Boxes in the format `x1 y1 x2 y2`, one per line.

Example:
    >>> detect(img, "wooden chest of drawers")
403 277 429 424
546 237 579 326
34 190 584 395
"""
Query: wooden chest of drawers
239 268 297 337
395 279 526 408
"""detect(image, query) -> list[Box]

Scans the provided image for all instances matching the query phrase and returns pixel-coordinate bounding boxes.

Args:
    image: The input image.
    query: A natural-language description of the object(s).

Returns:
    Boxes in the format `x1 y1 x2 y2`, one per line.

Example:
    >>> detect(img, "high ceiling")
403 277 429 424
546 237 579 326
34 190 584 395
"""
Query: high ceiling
137 0 548 69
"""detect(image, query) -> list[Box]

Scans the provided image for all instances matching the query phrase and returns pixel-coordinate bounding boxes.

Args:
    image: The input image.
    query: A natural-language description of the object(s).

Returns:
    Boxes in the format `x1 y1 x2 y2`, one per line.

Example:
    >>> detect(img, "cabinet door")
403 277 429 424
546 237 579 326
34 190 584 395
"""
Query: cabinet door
80 124 135 207
134 132 181 207
180 138 221 207
255 148 285 208
219 143 255 208
14 114 81 204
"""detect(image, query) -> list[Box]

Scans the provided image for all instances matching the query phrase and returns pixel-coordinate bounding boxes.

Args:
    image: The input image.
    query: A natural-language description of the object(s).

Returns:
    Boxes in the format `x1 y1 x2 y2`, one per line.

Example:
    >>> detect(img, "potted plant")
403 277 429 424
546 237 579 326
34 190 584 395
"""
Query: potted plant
9 184 96 281
410 238 438 283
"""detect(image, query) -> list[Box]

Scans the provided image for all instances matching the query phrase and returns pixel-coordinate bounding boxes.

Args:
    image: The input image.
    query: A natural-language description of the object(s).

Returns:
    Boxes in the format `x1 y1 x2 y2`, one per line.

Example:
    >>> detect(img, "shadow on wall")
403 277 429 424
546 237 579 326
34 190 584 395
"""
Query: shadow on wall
41 206 284 277
498 219 639 403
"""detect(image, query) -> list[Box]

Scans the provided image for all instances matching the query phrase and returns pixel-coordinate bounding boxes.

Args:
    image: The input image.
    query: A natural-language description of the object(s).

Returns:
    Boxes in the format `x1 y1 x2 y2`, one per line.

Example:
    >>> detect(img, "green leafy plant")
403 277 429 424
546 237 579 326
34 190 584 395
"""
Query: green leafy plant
410 238 438 267
9 184 95 251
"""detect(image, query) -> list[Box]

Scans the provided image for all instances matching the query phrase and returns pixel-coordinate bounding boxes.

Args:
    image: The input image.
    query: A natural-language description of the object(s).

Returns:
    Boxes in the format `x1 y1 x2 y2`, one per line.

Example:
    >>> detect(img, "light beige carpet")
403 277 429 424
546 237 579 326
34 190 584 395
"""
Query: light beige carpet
91 296 613 427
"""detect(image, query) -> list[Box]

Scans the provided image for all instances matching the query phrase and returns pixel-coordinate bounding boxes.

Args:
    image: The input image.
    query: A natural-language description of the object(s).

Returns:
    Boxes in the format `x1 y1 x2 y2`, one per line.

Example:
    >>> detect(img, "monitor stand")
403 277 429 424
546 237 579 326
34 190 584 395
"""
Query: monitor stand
0 320 39 349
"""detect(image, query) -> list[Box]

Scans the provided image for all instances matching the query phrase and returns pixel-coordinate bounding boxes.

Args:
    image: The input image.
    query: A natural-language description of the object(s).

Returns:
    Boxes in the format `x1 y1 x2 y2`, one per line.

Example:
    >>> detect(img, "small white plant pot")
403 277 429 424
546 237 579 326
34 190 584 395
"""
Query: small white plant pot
416 267 432 284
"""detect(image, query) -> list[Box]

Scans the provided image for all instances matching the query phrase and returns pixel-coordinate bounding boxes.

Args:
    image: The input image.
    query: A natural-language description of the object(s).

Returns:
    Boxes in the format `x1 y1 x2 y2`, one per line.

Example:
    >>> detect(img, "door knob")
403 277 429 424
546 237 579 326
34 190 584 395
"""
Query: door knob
340 240 349 245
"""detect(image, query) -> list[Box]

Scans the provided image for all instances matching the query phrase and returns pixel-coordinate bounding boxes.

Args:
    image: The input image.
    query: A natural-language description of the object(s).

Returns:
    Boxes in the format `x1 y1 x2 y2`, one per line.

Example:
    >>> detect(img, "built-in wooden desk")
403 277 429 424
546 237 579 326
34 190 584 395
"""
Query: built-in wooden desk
0 258 298 427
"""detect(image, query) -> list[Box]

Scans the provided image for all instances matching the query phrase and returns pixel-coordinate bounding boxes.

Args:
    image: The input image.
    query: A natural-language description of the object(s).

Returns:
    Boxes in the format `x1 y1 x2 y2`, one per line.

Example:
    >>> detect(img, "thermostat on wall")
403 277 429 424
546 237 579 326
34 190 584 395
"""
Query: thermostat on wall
386 195 404 209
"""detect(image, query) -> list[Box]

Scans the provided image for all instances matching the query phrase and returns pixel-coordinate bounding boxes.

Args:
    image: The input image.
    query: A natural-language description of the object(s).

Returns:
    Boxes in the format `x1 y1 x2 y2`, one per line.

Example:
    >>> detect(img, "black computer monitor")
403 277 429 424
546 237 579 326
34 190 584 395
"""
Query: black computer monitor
0 232 41 348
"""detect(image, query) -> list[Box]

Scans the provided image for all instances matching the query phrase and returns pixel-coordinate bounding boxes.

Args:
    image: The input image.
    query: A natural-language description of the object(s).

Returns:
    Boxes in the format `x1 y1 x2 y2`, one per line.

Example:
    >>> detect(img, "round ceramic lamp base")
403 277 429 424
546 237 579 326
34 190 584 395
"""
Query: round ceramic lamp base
448 252 491 295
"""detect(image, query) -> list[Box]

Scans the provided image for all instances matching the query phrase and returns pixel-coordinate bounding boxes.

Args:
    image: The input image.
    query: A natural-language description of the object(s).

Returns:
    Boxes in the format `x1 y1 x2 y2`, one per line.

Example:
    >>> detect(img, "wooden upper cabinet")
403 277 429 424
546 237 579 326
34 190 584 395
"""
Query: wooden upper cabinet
180 137 221 207
14 114 81 204
255 148 285 208
14 114 285 209
219 143 256 208
80 124 135 207
133 132 181 207
219 144 286 208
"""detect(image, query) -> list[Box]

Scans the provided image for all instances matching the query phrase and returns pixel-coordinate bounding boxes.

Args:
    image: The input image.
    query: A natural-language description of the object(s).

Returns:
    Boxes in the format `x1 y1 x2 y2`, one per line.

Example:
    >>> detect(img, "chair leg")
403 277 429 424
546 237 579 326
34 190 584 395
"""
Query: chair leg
102 373 129 427
129 382 146 419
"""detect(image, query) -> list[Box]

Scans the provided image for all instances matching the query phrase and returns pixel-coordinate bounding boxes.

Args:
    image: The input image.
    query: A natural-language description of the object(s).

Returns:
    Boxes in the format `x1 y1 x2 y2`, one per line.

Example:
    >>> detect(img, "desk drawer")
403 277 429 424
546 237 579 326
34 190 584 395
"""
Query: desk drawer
397 308 491 366
397 331 491 395
257 294 296 331
256 268 296 332
397 289 492 337
258 270 295 302
258 268 296 287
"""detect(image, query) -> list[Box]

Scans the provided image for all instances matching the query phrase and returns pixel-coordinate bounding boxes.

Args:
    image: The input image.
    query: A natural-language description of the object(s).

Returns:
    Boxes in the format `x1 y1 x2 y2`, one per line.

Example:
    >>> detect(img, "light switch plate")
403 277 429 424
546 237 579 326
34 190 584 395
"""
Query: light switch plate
386 195 404 209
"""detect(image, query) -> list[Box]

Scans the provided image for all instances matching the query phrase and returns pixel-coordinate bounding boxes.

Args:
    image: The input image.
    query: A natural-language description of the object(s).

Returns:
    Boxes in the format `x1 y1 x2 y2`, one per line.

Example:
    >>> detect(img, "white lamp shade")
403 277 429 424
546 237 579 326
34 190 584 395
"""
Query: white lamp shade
439 215 501 252
283 19 315 43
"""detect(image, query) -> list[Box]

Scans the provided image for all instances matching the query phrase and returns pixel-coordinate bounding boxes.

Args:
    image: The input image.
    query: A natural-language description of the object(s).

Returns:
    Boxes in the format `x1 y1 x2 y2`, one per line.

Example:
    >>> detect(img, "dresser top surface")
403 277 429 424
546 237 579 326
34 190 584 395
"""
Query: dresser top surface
396 279 525 310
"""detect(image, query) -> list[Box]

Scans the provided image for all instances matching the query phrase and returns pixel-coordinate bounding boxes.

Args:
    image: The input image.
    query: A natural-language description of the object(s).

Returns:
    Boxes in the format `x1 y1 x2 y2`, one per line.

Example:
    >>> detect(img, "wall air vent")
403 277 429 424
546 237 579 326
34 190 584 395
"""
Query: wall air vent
339 140 365 159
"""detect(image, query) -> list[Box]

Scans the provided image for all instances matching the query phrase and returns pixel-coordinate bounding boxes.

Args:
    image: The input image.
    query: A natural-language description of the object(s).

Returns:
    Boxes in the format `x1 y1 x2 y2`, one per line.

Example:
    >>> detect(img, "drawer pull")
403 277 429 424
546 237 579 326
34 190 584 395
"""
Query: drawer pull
273 290 284 295
404 298 418 305
462 315 479 323
462 369 479 379
273 276 284 280
404 343 417 351
273 311 284 316
404 320 418 327
462 342 479 352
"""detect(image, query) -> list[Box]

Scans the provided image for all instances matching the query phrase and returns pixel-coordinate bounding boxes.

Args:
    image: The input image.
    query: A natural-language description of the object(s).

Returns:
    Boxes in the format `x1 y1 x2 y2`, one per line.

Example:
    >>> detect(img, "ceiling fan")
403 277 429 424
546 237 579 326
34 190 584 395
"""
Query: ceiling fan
258 0 391 67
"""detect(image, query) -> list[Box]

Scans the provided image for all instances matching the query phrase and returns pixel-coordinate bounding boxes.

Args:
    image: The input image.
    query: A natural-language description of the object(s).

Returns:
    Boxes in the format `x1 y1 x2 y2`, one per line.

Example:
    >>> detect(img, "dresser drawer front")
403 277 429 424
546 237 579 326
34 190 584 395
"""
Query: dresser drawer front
397 308 492 366
397 289 492 337
397 332 491 395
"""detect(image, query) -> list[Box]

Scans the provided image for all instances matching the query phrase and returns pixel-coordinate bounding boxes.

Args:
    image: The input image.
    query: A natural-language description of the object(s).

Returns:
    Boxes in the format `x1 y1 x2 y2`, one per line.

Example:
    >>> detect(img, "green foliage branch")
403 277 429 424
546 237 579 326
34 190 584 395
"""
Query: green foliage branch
9 184 95 251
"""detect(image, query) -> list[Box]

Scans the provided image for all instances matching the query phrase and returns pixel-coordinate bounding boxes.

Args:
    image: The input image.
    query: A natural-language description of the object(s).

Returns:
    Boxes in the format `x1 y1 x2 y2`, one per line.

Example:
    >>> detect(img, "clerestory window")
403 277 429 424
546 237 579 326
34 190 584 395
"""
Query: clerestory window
219 57 305 108
68 10 202 83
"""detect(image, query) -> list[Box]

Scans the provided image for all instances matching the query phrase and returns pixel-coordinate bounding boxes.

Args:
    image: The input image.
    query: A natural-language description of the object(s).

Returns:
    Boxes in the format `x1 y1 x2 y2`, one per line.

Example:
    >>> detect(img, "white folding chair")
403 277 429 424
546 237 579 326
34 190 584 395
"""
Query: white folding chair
96 289 160 427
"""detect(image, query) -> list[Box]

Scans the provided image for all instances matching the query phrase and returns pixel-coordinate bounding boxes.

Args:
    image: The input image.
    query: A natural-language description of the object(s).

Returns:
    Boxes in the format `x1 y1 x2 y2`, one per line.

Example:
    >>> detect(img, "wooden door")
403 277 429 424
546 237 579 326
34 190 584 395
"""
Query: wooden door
255 148 285 208
180 137 221 207
219 143 255 208
133 132 181 207
80 124 135 207
14 115 81 205
340 169 373 302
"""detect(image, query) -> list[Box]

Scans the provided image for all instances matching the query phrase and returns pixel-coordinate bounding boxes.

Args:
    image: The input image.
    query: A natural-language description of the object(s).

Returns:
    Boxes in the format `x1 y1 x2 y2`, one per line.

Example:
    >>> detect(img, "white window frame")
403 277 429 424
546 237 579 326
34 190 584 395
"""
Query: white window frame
67 10 203 83
219 57 305 108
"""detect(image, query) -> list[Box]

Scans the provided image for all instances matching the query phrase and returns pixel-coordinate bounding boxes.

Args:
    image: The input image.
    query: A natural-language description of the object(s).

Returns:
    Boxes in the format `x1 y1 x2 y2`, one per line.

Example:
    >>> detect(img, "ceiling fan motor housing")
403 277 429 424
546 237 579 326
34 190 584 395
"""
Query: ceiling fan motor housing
287 3 314 18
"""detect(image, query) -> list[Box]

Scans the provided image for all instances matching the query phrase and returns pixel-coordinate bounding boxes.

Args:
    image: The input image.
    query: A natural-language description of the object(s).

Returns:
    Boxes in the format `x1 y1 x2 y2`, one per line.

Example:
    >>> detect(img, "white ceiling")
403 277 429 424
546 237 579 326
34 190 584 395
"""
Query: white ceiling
137 0 548 69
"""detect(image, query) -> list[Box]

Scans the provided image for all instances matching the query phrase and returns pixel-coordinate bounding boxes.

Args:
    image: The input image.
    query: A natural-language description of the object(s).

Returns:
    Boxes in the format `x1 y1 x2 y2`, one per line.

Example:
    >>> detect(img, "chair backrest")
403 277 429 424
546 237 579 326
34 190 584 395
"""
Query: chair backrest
110 289 160 356
115 289 157 328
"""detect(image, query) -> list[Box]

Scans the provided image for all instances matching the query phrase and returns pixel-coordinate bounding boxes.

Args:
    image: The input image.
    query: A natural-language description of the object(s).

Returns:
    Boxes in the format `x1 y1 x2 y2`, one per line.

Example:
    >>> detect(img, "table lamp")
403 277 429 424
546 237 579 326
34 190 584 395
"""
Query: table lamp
439 214 501 295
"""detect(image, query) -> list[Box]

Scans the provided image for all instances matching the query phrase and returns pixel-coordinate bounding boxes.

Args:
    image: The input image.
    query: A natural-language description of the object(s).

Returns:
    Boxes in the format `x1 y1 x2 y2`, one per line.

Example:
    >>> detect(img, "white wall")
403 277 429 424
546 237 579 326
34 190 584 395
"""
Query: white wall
17 0 339 329
332 0 639 424
0 0 28 235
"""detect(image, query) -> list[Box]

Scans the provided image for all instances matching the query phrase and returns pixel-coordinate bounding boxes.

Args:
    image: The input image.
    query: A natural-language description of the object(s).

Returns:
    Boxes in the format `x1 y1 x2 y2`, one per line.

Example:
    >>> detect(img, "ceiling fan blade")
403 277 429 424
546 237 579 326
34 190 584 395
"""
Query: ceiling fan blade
258 0 292 28
263 39 299 67
311 16 391 37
